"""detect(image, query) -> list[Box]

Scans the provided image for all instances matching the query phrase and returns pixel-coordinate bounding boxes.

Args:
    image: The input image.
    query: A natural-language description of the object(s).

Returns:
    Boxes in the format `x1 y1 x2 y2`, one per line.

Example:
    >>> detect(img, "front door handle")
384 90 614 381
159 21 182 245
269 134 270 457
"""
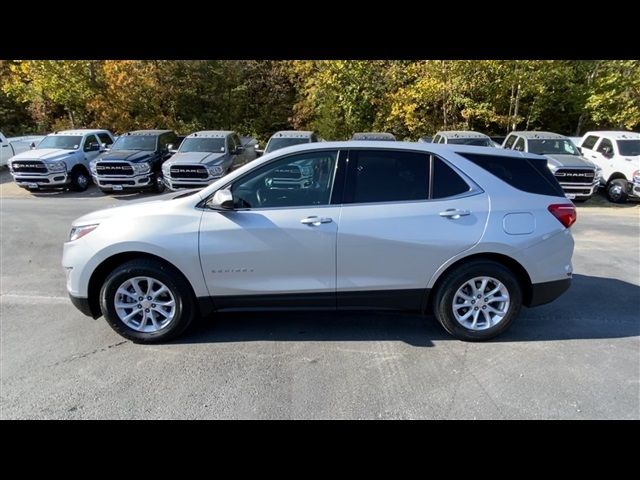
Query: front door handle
439 209 470 219
301 216 333 226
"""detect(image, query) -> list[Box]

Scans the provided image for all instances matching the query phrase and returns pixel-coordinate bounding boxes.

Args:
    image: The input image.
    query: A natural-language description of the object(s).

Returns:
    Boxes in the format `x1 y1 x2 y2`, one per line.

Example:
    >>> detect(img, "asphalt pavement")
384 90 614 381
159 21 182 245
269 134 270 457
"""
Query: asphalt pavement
1 169 639 419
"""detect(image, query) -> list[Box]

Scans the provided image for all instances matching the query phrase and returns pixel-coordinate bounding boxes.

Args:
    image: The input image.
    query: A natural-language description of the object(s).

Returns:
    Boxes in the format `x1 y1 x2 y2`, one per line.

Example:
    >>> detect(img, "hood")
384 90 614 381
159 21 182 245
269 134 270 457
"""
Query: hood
168 151 226 165
97 149 154 163
544 154 596 169
10 148 77 161
72 190 202 226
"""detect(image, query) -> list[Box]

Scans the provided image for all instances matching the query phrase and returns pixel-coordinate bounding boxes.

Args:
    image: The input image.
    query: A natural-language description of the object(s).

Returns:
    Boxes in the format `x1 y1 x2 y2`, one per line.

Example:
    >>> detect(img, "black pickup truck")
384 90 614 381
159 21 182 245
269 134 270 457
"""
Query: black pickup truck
90 130 179 193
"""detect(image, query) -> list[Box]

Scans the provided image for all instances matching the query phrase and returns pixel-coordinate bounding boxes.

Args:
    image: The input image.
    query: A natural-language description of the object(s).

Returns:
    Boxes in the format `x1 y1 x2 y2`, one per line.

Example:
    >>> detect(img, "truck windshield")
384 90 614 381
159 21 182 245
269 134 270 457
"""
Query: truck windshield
447 138 493 146
38 135 82 150
265 137 309 154
527 139 579 156
179 138 226 153
617 140 640 156
111 136 157 151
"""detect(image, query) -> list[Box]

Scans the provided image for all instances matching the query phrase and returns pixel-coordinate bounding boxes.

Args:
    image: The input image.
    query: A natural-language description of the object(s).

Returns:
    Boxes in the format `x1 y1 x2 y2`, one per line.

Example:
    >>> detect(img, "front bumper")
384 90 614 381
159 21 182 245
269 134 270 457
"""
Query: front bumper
630 180 640 198
69 293 97 318
164 175 220 191
10 171 70 189
558 180 599 199
93 172 155 191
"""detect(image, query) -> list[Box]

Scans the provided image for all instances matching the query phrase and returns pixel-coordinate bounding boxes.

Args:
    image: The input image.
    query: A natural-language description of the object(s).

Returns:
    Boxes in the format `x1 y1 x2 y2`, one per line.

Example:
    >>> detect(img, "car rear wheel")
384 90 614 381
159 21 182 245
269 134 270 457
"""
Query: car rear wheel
100 259 196 343
606 179 628 203
433 261 522 341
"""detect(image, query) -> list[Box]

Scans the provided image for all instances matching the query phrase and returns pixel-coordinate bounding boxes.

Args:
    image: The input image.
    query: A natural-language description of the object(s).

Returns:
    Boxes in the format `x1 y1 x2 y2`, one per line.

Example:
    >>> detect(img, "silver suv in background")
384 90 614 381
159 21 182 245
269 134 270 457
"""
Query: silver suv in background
162 131 257 190
432 131 495 147
502 131 601 201
63 142 575 344
263 130 319 155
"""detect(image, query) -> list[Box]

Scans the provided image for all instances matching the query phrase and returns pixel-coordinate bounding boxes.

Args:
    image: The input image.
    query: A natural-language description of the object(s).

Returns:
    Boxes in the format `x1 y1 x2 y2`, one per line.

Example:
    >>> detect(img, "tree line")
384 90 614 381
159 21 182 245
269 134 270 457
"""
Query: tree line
1 60 638 141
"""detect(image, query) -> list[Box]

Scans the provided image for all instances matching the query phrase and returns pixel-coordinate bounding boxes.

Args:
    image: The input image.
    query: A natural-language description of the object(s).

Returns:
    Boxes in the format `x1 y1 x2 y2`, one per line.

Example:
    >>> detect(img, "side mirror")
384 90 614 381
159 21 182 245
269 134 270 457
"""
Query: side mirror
234 146 244 154
100 142 110 152
167 143 174 151
254 143 260 150
255 149 264 157
208 189 234 210
86 143 100 152
30 142 36 149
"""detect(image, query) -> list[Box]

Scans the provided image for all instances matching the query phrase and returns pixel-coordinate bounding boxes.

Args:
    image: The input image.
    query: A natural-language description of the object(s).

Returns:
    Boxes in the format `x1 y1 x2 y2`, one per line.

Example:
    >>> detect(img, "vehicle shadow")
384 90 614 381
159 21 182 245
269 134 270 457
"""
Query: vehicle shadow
577 191 640 208
177 274 639 346
29 184 151 201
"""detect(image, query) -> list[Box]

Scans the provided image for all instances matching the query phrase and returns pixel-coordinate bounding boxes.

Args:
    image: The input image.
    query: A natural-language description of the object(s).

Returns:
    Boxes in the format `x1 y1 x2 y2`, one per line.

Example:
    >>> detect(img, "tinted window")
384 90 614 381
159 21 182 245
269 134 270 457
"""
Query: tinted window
503 135 517 149
514 137 526 151
345 150 429 204
432 135 441 144
617 140 640 156
432 158 471 198
112 135 157 151
83 134 99 152
179 137 226 153
460 153 565 197
97 133 113 146
581 135 599 150
597 138 614 155
231 150 337 209
528 139 579 155
265 137 310 154
38 135 83 150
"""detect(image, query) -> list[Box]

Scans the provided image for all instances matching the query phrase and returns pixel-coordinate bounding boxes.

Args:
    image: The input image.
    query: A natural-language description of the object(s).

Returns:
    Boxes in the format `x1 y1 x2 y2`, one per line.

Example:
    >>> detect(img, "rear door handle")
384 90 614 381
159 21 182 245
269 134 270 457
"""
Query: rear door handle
439 209 470 219
301 216 333 226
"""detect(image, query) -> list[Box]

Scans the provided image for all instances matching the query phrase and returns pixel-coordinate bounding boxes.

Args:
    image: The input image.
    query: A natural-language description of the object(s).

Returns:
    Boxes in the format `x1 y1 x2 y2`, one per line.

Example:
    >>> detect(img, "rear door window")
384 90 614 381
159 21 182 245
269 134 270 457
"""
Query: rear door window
503 135 517 149
581 135 599 150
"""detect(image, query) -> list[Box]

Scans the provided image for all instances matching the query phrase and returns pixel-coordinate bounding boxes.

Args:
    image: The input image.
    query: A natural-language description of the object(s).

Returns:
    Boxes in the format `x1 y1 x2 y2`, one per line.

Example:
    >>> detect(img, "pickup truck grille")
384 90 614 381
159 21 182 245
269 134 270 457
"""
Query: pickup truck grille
554 169 595 184
11 160 47 173
96 162 134 176
170 165 208 179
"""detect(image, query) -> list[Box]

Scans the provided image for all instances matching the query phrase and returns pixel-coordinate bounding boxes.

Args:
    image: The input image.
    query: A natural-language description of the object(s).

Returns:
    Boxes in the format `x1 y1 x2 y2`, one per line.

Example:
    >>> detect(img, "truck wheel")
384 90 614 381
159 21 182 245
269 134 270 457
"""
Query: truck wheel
433 260 522 341
71 168 90 192
606 179 628 203
153 173 165 193
100 259 196 343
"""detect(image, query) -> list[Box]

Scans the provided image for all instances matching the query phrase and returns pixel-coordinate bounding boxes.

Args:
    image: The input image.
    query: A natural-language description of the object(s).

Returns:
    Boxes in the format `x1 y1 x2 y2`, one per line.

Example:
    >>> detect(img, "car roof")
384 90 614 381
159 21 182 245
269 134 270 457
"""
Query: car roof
437 130 490 139
351 132 396 140
125 130 174 136
269 130 314 138
257 140 543 160
582 131 640 140
50 129 111 136
186 130 235 138
508 131 567 140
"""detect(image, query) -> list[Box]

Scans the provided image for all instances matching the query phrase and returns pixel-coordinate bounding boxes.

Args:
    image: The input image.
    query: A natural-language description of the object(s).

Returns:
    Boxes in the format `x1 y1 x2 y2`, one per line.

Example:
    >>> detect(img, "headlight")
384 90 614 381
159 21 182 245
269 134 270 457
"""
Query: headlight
595 167 603 180
132 162 151 174
89 159 98 174
69 224 98 242
208 165 224 176
48 161 66 173
162 163 171 174
633 170 640 183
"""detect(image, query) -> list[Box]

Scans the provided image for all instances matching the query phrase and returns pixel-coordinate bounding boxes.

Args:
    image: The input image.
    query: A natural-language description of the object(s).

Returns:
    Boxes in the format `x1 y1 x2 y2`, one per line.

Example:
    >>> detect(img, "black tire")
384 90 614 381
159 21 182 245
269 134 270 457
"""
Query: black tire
433 260 522 341
606 179 628 203
99 259 196 343
70 168 91 192
152 173 165 193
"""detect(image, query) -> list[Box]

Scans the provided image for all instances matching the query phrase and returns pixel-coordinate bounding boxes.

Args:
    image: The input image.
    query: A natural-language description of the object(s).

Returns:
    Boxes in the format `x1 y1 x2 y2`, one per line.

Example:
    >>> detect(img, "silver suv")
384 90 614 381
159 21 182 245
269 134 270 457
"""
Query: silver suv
63 142 575 343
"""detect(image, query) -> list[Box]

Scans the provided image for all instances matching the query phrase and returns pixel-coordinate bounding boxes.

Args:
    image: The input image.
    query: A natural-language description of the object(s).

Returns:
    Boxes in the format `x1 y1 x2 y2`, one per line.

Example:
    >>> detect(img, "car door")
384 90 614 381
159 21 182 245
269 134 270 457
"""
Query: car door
199 149 342 307
0 136 10 166
82 134 102 164
336 149 489 310
593 137 616 179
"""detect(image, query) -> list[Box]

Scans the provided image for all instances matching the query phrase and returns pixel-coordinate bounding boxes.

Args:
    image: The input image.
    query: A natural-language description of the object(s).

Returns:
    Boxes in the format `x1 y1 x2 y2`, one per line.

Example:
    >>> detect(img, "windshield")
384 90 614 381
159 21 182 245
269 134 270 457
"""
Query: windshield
111 135 157 151
38 135 82 150
265 137 309 153
179 137 226 153
527 139 579 156
447 138 493 146
617 140 640 156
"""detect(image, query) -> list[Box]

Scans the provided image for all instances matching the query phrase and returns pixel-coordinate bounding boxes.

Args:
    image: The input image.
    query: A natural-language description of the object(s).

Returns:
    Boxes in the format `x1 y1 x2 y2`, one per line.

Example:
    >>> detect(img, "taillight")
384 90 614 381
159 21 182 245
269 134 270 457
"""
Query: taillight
548 204 577 228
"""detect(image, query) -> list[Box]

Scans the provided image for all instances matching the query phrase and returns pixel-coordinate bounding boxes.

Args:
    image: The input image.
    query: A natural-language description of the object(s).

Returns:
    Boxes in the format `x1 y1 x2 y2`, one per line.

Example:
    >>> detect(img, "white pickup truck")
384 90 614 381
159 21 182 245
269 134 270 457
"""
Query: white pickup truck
578 131 640 203
8 129 115 191
0 132 43 167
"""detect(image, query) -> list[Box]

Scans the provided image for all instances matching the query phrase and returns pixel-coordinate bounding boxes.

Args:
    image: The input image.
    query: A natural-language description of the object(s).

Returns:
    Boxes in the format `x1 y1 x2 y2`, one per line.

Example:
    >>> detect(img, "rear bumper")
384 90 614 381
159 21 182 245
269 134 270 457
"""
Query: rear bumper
526 278 571 307
68 293 97 318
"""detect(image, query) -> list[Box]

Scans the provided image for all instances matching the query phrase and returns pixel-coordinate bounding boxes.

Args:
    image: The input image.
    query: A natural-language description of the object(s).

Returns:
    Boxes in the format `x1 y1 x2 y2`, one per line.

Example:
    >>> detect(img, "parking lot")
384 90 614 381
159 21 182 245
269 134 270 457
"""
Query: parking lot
1 166 639 419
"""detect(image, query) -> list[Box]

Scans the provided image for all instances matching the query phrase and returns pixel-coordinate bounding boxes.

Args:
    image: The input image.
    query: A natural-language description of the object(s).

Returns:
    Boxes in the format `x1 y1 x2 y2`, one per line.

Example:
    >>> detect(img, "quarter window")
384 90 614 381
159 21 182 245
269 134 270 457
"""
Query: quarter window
431 158 471 198
231 150 338 209
344 150 430 204
504 135 517 149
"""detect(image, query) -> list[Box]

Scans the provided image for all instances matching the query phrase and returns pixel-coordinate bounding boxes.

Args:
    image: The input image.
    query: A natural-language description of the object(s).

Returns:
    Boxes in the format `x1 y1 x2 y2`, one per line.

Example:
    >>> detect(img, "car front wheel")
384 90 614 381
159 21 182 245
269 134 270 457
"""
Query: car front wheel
433 261 522 341
100 259 196 343
606 179 628 203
